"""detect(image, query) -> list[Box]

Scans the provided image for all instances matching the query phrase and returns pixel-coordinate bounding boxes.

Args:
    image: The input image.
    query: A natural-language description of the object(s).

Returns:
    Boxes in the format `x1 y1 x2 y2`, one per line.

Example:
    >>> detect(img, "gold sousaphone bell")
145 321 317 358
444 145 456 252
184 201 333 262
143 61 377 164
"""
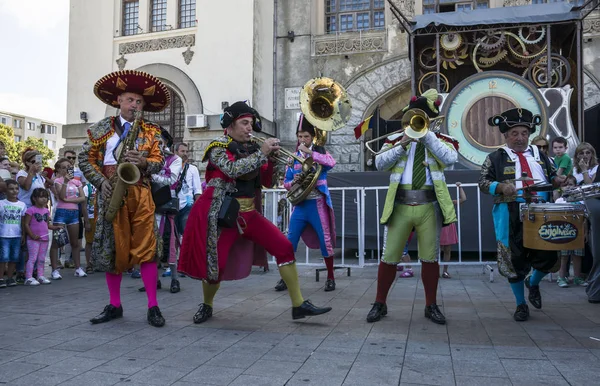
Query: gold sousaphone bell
365 108 445 155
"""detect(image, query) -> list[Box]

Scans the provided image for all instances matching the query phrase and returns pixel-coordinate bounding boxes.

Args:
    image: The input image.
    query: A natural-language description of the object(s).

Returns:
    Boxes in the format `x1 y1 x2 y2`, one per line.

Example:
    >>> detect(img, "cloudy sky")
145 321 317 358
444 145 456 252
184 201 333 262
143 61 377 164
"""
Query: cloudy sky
0 0 69 124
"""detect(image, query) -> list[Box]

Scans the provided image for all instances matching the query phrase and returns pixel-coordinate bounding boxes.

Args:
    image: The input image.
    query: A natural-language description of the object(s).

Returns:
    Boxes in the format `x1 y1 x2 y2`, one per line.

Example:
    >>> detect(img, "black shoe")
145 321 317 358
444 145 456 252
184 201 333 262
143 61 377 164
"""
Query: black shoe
292 300 332 320
193 303 213 324
366 302 388 323
170 279 180 293
513 303 530 321
424 304 446 325
147 306 165 327
90 304 123 324
324 279 336 292
525 277 542 309
138 280 162 292
274 279 287 291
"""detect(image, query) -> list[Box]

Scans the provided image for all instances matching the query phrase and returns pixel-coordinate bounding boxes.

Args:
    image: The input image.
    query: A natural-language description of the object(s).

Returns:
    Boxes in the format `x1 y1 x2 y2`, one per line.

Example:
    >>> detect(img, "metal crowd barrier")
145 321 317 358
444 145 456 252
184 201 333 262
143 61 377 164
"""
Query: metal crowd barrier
262 183 497 282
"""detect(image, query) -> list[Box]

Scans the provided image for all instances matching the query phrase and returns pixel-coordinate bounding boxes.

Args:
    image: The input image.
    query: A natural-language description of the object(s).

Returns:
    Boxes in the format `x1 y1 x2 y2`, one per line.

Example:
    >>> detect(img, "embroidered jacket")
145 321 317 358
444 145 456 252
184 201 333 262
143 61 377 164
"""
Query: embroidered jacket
79 116 164 188
479 145 556 204
376 131 458 225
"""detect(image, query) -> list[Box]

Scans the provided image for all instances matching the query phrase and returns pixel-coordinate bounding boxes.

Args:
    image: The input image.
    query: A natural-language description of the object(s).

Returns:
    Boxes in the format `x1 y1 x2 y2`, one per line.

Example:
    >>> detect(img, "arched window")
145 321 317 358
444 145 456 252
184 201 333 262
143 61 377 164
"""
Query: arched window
144 86 185 145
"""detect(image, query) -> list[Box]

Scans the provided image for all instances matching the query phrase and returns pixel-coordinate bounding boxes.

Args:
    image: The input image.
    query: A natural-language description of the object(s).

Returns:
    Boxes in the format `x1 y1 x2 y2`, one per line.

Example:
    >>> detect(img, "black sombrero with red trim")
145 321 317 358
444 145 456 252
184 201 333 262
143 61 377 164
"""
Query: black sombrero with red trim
93 70 170 112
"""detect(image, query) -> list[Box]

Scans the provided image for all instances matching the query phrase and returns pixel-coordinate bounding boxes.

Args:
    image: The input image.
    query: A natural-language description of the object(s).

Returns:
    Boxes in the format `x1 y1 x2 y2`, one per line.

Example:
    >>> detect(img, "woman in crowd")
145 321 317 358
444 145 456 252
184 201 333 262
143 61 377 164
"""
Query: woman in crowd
49 158 87 279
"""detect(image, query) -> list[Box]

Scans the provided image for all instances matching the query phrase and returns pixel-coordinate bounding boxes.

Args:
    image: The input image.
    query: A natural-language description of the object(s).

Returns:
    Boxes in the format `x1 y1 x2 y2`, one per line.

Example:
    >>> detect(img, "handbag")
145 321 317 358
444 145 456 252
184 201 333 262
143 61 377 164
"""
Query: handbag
218 194 240 228
53 227 70 248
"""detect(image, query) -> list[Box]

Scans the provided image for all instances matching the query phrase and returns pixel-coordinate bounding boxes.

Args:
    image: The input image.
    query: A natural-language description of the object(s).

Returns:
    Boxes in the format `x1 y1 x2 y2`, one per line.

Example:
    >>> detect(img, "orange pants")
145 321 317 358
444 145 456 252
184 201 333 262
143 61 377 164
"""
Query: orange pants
113 185 156 273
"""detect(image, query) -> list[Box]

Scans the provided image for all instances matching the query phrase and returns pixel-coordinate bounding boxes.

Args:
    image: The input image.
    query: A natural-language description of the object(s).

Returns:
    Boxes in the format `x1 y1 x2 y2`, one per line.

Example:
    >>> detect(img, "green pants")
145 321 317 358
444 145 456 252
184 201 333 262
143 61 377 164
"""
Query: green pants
381 202 442 264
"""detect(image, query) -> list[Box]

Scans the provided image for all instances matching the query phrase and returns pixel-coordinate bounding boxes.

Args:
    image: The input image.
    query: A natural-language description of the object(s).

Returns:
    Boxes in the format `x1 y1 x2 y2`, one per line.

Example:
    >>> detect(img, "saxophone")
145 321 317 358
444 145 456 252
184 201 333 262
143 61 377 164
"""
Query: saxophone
104 111 142 222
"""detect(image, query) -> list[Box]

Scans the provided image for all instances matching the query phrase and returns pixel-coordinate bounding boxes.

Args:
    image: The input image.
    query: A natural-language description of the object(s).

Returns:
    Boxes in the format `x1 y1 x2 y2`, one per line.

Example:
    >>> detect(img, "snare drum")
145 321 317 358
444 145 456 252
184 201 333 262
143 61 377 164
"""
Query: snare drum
521 203 586 251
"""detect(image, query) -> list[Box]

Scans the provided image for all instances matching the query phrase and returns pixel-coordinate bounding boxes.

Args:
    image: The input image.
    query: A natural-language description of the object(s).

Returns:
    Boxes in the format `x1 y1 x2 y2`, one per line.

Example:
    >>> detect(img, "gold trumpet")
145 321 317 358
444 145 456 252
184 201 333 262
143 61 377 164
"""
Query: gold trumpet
364 108 445 155
249 134 322 205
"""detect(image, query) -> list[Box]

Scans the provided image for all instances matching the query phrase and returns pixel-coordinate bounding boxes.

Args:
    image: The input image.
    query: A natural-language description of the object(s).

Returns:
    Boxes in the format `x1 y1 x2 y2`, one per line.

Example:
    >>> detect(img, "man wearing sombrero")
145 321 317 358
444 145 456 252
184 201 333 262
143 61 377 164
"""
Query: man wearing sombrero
178 101 332 323
366 89 459 325
479 108 565 321
79 70 169 327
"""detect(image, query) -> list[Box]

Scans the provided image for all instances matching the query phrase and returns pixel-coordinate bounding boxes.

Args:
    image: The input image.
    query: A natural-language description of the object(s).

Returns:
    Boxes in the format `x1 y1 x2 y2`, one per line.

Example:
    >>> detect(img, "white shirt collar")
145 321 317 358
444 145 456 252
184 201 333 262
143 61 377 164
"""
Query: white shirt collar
502 145 540 162
119 115 133 127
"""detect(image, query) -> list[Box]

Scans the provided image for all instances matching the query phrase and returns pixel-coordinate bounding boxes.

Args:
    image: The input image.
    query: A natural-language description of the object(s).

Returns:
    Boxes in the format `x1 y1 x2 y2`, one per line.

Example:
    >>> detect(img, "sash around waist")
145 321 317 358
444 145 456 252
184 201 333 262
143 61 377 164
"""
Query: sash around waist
235 197 256 212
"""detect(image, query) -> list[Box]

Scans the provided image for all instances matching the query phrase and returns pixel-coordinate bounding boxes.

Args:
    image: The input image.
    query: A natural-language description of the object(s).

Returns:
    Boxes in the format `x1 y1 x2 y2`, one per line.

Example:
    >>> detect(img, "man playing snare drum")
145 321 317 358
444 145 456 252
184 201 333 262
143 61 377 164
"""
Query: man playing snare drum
479 108 566 322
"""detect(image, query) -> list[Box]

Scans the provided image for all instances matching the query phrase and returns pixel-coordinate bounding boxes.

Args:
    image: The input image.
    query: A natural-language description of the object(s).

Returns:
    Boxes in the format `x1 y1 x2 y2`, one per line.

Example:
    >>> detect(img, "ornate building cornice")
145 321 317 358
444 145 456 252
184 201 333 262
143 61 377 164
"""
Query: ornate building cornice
118 34 195 55
584 14 600 36
312 30 387 56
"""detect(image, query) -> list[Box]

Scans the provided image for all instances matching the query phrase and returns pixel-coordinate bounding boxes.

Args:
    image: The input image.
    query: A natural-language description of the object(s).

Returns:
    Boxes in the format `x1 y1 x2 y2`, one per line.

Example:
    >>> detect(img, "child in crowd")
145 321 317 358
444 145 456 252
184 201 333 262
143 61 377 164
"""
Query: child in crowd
83 182 97 274
555 175 588 288
551 137 573 176
0 180 27 288
440 182 467 279
23 188 62 286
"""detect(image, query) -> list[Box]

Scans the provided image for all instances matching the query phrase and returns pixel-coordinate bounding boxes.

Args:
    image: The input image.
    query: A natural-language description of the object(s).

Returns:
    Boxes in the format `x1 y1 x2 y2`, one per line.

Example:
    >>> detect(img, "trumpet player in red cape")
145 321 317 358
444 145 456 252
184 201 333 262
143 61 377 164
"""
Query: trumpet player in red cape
178 101 332 324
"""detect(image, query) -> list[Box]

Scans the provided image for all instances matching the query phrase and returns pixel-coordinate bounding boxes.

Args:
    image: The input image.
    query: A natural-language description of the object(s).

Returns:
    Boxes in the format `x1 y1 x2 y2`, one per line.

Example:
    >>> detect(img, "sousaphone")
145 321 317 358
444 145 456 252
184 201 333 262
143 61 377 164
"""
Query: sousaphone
287 77 352 205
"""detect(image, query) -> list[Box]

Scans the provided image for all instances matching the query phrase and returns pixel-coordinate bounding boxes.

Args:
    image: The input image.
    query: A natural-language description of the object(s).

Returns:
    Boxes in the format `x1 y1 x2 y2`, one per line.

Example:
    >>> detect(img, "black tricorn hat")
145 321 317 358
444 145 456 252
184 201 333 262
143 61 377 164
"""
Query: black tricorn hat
488 108 541 134
220 101 262 132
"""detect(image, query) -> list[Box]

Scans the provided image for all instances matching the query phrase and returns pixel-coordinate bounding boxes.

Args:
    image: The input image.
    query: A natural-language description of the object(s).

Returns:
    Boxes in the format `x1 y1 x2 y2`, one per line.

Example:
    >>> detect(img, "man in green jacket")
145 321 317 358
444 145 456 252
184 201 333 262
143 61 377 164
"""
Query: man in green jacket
366 90 458 325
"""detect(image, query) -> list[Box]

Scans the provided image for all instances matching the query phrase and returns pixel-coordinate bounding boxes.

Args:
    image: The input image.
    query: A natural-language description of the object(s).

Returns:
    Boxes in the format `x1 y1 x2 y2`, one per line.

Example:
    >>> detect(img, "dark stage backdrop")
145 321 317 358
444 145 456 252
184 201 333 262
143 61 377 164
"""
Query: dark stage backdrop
327 170 497 253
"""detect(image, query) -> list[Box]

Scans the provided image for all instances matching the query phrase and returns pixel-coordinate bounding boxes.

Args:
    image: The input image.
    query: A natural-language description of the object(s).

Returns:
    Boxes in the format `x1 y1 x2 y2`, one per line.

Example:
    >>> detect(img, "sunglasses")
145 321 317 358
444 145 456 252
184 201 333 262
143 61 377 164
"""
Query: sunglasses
66 156 76 160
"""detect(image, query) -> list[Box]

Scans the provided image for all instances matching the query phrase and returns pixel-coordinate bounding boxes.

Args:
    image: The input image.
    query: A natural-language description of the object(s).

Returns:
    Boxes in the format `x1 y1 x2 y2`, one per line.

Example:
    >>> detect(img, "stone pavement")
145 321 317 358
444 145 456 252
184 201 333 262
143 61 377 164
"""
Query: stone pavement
1 264 599 386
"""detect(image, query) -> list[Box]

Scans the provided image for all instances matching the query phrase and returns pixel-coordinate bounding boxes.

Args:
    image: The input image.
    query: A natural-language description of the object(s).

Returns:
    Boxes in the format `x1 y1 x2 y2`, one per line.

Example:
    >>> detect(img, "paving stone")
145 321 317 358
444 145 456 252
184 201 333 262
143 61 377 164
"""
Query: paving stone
126 364 193 385
43 356 109 375
500 358 561 376
229 374 292 386
93 357 158 375
0 361 46 383
343 364 402 385
452 358 508 378
19 348 77 365
0 349 29 364
286 372 347 386
506 373 570 385
56 370 126 386
7 370 74 386
180 364 245 384
454 375 512 385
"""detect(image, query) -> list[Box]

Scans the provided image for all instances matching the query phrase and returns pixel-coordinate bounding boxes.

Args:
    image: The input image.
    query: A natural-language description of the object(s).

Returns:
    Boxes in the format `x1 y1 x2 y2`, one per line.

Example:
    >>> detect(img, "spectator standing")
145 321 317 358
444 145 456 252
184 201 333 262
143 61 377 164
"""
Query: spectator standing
531 135 550 157
0 179 27 288
551 137 573 176
23 188 62 285
174 143 202 238
49 158 87 279
573 142 598 185
440 182 467 278
16 149 50 283
83 182 97 274
62 150 87 269
555 175 588 287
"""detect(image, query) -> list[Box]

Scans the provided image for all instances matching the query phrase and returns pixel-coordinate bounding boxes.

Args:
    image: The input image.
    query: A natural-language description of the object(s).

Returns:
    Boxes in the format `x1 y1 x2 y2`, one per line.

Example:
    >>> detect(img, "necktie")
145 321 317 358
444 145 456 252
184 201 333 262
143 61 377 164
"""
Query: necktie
412 142 426 190
121 122 131 140
513 151 534 188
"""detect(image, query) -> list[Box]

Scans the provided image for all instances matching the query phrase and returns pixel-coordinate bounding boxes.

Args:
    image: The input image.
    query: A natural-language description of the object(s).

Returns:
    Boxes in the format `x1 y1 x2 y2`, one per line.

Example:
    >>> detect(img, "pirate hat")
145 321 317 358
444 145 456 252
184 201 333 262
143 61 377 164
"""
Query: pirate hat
488 108 541 134
94 70 170 112
220 101 262 132
401 89 442 118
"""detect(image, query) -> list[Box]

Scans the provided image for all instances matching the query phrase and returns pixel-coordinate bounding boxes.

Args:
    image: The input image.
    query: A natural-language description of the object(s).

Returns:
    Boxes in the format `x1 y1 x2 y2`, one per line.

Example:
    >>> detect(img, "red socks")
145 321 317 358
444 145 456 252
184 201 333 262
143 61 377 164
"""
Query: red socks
375 263 397 304
324 256 335 280
421 261 440 306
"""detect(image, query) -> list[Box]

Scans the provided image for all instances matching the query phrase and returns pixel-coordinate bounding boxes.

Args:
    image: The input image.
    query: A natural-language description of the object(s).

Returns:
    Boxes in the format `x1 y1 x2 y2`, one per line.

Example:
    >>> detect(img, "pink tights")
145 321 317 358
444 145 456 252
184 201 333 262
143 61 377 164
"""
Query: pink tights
26 239 49 279
106 262 159 308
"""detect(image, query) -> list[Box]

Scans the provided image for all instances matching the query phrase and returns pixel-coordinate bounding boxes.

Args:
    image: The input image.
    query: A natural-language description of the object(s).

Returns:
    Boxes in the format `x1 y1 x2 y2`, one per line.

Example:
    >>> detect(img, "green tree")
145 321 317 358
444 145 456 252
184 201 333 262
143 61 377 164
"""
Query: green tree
0 123 55 166
0 123 20 162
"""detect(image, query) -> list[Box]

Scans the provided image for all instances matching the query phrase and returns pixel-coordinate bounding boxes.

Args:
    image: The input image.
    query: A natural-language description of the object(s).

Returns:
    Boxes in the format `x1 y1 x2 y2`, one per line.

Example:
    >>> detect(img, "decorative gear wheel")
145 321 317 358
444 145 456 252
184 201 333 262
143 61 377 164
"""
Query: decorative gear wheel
418 72 450 95
440 33 463 51
518 25 546 45
473 31 506 51
506 32 547 59
478 49 508 68
418 47 437 70
524 54 572 87
505 56 530 69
